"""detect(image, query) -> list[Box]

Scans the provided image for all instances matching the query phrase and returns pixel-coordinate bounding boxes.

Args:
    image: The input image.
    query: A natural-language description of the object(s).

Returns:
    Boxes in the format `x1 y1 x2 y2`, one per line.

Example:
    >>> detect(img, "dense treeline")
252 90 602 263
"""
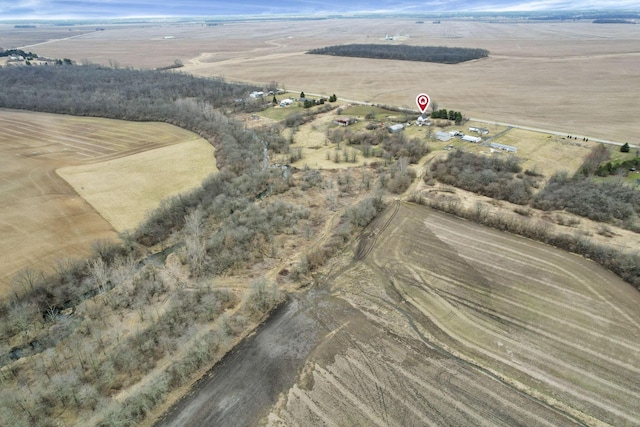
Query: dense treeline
429 150 540 205
0 64 261 121
307 44 489 64
430 150 639 231
430 109 463 124
532 172 640 229
0 48 37 58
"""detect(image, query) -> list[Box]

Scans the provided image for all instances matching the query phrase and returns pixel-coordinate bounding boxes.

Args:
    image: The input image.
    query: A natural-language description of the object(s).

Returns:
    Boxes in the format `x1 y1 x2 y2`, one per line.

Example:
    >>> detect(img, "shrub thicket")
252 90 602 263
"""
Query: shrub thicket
532 173 640 227
430 150 538 205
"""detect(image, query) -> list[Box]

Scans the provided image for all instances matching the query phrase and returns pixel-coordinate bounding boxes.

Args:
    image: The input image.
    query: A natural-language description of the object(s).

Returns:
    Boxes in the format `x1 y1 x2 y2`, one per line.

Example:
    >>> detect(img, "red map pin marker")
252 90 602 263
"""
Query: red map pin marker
416 93 430 114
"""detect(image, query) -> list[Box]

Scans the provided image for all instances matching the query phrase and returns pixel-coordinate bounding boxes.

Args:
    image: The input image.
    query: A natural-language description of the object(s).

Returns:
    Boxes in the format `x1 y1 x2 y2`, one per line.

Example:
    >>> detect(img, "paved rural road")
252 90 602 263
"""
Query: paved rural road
154 291 330 427
468 117 637 148
295 91 637 149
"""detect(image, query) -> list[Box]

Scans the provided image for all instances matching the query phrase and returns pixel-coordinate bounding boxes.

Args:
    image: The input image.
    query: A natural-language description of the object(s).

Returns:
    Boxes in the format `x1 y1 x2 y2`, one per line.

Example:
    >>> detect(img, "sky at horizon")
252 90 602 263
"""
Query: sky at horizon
1 0 640 20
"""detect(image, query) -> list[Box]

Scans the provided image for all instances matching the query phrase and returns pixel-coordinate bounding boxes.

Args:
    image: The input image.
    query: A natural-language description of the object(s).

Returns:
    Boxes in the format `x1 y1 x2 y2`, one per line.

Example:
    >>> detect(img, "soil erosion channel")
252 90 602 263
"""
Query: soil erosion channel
156 203 640 426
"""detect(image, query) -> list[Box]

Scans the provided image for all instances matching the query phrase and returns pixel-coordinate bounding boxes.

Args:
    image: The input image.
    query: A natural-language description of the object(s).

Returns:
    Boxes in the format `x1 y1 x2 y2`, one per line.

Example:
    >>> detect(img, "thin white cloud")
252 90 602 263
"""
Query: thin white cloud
1 1 639 20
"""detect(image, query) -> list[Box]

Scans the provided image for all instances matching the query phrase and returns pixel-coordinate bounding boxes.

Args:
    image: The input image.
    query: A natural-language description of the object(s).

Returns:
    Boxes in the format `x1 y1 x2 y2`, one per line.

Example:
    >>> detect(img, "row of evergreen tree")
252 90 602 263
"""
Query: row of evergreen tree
430 108 463 124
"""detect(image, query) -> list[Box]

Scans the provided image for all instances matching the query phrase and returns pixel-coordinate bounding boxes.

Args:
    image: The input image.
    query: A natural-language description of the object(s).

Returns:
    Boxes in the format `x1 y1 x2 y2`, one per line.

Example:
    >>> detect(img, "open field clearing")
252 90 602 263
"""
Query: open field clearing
267 202 640 426
0 109 212 296
59 138 216 232
0 24 96 50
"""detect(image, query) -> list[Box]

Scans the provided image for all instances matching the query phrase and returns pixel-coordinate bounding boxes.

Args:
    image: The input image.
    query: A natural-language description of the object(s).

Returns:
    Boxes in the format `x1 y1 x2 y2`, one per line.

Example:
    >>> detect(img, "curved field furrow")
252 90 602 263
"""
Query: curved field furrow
425 213 640 332
411 258 639 355
394 255 639 425
419 265 640 378
432 285 640 387
285 202 640 427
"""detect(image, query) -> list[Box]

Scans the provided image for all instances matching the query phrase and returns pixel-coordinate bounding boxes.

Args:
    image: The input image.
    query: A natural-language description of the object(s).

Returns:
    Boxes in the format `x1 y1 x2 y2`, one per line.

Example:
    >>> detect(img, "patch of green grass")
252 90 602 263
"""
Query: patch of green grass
258 104 304 121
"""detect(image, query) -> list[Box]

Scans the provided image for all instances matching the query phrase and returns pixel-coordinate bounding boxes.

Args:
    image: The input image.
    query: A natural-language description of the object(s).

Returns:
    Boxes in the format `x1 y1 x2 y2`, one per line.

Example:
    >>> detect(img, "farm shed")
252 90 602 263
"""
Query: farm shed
462 135 482 143
435 131 451 142
389 124 404 133
469 126 489 135
333 118 354 126
490 142 517 153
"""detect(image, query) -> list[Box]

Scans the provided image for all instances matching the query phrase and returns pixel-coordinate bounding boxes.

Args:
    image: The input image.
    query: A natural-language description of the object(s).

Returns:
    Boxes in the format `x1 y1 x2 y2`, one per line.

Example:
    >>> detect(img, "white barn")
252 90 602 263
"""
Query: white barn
462 135 482 143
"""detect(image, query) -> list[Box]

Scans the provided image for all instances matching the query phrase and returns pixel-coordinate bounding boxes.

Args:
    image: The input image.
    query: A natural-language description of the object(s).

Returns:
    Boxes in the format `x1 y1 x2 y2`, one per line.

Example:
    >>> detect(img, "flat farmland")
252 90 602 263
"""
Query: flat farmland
268 202 640 426
59 138 216 232
26 19 640 144
0 109 213 296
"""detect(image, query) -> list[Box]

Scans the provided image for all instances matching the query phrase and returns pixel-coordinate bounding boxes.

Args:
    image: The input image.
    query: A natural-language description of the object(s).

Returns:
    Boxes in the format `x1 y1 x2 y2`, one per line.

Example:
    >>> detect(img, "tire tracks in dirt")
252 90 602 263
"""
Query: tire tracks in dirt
353 203 637 425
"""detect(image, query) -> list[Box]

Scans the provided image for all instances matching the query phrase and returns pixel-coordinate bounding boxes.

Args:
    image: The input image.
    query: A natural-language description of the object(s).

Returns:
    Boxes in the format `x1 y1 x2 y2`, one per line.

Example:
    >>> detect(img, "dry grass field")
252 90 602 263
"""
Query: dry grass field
269 202 640 426
21 19 640 144
0 109 212 296
59 138 216 233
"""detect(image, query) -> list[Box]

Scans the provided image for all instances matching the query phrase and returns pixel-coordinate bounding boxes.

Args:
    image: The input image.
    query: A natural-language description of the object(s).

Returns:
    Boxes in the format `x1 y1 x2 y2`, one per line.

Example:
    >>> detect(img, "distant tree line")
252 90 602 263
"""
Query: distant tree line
0 64 261 121
592 19 636 24
527 11 640 20
307 44 489 64
0 48 37 59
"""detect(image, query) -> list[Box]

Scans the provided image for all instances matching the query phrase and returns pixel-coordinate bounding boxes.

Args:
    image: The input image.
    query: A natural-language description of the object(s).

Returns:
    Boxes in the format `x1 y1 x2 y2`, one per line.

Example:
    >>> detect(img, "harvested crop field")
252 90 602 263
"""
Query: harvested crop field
25 19 640 144
0 109 212 296
59 138 216 232
268 202 640 426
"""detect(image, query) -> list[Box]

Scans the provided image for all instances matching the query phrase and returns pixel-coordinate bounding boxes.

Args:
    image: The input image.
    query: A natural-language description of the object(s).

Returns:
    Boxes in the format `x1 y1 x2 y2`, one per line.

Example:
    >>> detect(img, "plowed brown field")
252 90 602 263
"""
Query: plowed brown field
0 109 211 296
269 202 640 426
